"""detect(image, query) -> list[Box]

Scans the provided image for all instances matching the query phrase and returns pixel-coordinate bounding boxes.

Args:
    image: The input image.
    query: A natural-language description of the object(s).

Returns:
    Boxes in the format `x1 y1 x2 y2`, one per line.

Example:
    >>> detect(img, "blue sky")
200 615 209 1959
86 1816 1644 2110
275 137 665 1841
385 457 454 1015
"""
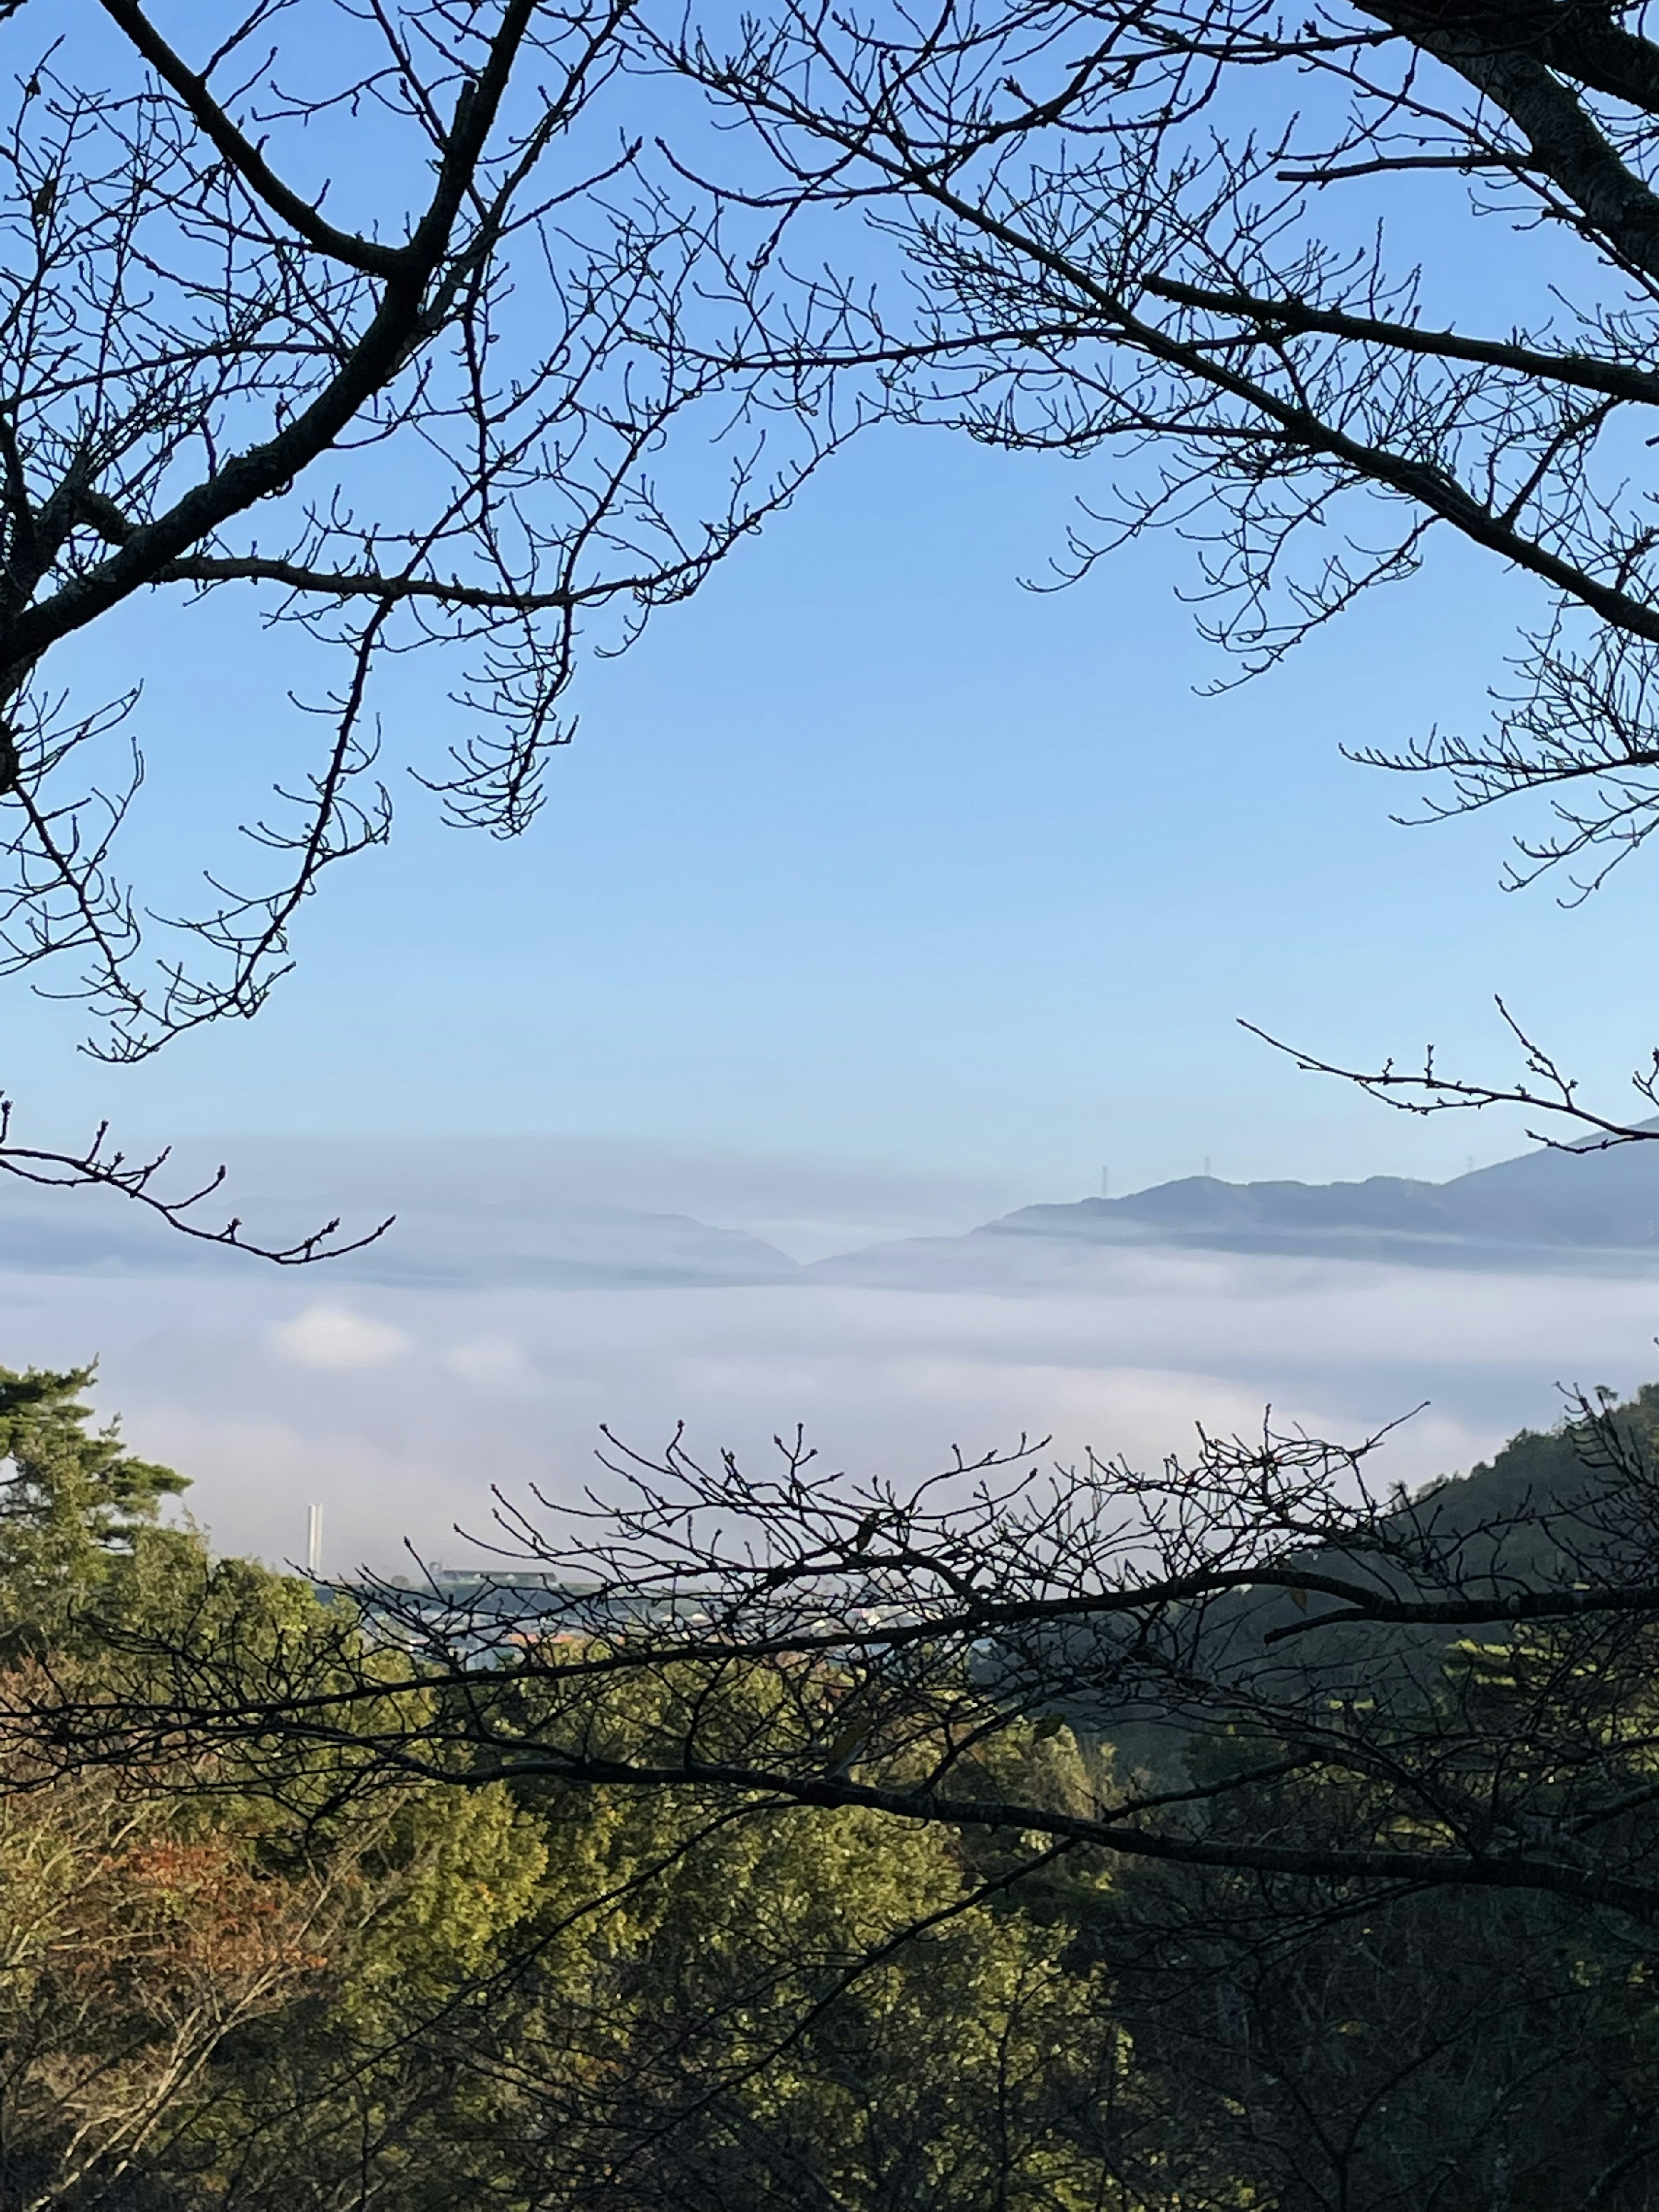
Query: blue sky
14 3 1659 1568
15 409 1648 1210
12 10 1654 1211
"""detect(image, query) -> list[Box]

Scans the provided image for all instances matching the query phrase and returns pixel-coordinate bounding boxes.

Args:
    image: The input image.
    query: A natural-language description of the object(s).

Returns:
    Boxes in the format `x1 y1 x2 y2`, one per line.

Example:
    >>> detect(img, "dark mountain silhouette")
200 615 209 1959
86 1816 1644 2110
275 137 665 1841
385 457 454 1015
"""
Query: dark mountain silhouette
815 1127 1659 1282
10 1126 1659 1288
1013 1140 1659 1252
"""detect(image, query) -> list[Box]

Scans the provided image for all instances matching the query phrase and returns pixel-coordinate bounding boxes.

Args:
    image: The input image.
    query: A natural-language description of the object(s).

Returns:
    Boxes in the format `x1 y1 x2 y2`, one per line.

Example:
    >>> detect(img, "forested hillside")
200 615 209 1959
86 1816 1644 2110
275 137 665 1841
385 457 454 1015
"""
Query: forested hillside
4 1364 1659 2211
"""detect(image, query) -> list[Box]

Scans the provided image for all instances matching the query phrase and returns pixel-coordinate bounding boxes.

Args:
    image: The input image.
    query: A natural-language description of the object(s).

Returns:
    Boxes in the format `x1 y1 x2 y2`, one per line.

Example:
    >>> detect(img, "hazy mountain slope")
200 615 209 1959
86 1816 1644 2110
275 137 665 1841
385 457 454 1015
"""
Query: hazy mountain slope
814 1132 1659 1284
1090 1387 1659 1780
0 1137 801 1289
10 1126 1659 1293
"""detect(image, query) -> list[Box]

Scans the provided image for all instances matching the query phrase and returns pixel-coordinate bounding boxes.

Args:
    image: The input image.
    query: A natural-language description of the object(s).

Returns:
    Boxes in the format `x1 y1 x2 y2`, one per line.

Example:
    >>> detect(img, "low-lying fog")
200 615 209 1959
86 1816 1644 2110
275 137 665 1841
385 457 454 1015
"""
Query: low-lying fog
4 1236 1655 1574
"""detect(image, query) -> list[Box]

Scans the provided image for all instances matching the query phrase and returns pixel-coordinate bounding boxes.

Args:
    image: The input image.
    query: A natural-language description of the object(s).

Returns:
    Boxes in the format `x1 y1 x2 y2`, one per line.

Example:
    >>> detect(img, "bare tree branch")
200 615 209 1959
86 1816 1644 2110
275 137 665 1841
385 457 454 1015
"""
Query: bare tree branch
0 1096 393 1262
32 1395 1659 1931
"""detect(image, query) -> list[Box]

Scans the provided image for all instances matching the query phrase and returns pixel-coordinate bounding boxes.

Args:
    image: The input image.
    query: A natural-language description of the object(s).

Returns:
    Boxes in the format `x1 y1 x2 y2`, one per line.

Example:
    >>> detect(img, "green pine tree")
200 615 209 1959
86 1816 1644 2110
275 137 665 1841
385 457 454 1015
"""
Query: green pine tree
0 1363 188 1648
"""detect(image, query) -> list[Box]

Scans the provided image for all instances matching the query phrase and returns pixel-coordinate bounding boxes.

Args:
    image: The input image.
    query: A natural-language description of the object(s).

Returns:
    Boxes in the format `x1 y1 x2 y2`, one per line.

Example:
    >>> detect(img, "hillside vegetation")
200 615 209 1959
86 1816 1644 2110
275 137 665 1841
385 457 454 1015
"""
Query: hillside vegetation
2 1364 1658 2212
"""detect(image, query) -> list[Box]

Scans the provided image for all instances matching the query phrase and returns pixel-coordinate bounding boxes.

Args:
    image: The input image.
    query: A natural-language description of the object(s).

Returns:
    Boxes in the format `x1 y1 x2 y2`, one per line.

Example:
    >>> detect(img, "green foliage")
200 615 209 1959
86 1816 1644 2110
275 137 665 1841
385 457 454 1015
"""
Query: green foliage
6 1361 1659 2212
346 1782 551 2019
491 1739 1132 2212
0 1363 190 1645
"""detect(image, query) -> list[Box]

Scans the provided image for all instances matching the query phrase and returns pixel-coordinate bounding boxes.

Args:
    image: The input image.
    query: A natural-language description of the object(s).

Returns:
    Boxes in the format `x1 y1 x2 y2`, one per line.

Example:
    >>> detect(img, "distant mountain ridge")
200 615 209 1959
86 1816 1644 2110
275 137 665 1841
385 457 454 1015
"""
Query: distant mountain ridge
1006 1151 1659 1252
812 1128 1659 1284
7 1127 1659 1286
0 1138 802 1289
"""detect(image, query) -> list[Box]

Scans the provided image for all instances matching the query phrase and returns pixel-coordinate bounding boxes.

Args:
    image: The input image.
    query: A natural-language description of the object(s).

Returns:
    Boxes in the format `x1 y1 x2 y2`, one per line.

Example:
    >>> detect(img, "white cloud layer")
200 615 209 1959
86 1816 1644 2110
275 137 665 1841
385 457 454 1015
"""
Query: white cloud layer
268 1305 413 1371
2 1245 1655 1576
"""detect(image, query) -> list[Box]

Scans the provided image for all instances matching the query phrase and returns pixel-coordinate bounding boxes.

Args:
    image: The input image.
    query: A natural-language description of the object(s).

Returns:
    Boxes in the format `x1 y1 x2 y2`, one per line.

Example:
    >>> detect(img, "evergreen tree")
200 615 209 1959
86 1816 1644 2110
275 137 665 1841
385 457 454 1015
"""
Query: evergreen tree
0 1365 188 1648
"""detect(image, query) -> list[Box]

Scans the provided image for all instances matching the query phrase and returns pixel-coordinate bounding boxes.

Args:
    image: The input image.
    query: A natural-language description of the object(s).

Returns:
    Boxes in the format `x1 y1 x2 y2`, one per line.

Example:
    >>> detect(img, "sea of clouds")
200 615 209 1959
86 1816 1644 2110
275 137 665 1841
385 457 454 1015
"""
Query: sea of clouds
4 1237 1657 1575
